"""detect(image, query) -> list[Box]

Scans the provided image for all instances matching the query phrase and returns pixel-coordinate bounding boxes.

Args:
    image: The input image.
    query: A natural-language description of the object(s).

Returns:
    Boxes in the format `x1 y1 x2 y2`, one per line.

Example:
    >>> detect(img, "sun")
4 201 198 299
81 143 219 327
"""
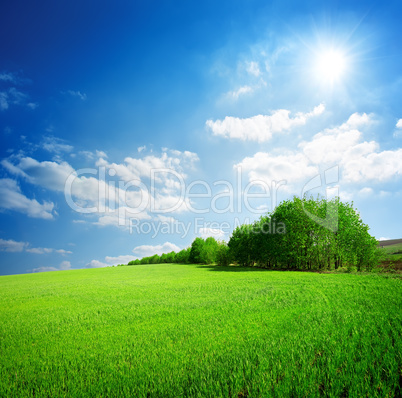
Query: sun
316 49 347 83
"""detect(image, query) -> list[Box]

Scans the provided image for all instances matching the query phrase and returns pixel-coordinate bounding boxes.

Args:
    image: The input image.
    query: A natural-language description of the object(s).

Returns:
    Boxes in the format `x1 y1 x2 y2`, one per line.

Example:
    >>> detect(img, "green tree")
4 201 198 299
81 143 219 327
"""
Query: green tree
189 238 205 264
228 224 254 267
216 241 231 266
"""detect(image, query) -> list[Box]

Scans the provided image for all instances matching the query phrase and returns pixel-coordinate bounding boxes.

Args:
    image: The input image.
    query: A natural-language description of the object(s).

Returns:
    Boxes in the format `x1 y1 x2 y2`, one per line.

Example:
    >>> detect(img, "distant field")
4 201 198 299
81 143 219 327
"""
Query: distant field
0 264 401 397
378 240 402 270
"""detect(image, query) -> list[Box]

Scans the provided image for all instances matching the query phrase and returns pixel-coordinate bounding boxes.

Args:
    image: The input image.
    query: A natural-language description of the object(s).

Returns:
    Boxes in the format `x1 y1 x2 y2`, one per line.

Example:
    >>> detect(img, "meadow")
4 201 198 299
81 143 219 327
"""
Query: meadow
0 263 401 397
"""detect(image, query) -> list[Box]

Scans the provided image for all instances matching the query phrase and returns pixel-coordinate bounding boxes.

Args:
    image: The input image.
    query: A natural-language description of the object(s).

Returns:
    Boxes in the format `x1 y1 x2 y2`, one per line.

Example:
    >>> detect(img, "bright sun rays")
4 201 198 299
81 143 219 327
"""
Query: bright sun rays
315 48 347 84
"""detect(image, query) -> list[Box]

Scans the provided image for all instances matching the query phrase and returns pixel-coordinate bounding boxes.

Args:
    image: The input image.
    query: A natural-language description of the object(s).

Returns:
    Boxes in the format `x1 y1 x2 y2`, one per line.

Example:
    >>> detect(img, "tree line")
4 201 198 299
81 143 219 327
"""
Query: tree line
118 196 380 272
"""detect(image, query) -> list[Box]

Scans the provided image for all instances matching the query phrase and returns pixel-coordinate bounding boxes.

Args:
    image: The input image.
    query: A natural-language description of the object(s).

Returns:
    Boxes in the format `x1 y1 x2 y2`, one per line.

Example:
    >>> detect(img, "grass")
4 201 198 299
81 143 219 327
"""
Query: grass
0 263 401 397
381 243 402 260
378 241 402 272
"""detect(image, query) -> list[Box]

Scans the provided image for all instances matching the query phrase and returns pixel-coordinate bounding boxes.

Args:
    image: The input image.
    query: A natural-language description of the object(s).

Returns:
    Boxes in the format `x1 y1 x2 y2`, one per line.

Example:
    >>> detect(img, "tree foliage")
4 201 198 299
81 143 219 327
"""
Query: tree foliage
124 196 379 272
227 196 379 271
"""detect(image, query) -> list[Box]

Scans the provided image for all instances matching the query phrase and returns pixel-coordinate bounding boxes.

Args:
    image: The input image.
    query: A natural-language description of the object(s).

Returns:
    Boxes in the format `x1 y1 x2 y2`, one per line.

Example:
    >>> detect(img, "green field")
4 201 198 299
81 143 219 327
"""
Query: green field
0 264 401 397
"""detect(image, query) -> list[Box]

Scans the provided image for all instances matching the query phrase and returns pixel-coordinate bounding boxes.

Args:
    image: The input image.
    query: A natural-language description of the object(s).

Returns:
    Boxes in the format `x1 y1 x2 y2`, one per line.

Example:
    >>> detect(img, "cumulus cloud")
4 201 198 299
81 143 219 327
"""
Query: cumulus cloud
300 113 376 164
0 178 55 219
97 149 199 182
0 238 27 252
0 237 72 255
86 254 139 269
133 242 181 257
2 157 74 191
59 261 72 270
236 112 402 195
104 255 136 265
199 227 226 240
1 148 198 227
86 253 141 268
26 247 72 255
300 113 402 183
31 260 72 273
396 119 402 129
236 152 318 193
31 266 59 273
206 104 325 142
86 259 110 268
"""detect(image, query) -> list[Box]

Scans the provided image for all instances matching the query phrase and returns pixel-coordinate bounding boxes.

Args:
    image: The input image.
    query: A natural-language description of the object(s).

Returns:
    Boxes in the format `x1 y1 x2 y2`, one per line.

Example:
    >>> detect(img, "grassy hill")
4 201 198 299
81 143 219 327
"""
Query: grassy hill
0 264 401 397
378 239 402 271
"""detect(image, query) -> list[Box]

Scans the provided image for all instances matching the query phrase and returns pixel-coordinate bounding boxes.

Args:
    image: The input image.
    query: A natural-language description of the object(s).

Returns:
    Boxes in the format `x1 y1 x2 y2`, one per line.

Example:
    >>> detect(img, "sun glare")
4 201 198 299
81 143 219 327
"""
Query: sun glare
316 49 346 83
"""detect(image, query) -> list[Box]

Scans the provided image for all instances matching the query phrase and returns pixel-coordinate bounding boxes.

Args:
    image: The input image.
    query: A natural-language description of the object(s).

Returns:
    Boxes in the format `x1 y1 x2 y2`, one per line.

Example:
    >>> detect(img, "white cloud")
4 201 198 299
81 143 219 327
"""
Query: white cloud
133 242 181 257
42 136 74 154
98 150 198 182
199 227 226 240
87 254 137 269
342 149 402 183
26 247 72 255
0 89 36 111
30 260 72 273
31 260 72 273
66 90 87 100
0 238 27 252
86 259 110 268
104 255 136 265
236 152 318 193
358 187 373 197
8 87 28 105
301 113 376 164
27 102 38 110
246 61 261 77
26 247 53 254
138 145 146 152
96 150 108 158
236 112 402 195
396 119 402 129
226 85 253 99
0 72 17 83
0 237 72 255
0 92 8 110
300 113 402 183
2 157 74 191
0 178 55 219
31 266 59 273
206 104 325 142
59 261 72 270
2 148 198 227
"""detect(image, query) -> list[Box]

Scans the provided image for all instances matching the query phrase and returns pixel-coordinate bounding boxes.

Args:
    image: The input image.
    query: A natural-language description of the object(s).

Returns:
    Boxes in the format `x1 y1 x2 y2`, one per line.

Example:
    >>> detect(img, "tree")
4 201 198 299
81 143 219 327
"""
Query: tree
228 224 254 266
189 238 205 264
216 241 231 266
228 196 380 271
175 248 191 264
200 237 219 264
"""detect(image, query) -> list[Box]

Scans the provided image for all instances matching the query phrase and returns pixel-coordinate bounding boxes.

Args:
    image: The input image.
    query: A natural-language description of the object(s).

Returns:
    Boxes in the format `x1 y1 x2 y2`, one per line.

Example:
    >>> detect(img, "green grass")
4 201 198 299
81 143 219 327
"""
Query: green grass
380 243 402 261
0 264 401 397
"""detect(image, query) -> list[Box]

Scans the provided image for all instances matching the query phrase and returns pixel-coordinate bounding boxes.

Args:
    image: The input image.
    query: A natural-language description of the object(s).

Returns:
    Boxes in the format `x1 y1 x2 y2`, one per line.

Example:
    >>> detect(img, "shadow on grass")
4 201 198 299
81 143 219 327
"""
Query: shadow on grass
195 264 334 273
195 265 269 272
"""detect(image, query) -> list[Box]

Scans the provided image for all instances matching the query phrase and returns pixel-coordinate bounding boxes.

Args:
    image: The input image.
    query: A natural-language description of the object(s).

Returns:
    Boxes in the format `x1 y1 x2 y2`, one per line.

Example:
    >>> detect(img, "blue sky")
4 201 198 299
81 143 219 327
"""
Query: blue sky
1 0 401 275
